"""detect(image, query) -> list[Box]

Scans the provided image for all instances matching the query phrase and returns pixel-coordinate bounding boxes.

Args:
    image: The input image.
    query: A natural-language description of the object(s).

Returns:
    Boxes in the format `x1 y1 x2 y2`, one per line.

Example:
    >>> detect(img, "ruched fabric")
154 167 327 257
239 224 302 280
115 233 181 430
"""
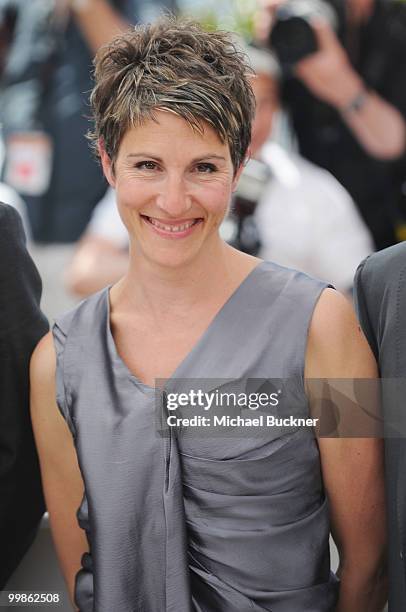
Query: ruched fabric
53 261 339 611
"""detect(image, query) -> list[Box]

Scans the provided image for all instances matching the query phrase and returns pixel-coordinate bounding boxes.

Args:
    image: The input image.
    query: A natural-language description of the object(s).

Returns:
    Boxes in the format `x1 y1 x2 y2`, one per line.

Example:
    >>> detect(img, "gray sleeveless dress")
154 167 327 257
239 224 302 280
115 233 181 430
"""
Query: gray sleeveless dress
53 260 339 611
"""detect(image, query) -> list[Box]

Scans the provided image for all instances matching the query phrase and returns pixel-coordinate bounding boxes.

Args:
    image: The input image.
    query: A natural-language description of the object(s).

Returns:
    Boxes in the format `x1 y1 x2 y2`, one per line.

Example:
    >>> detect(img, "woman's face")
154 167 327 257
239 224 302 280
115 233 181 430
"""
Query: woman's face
100 110 243 269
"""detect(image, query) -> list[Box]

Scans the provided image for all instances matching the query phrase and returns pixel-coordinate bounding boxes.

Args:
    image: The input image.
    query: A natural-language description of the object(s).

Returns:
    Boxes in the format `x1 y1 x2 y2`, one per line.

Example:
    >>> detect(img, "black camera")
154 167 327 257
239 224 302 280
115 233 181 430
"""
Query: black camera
269 0 337 70
221 159 271 256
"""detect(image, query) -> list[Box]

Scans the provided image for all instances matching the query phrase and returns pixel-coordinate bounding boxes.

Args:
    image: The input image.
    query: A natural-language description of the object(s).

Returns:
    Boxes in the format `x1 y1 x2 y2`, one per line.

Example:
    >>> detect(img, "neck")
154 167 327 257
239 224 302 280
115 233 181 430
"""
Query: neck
113 238 250 322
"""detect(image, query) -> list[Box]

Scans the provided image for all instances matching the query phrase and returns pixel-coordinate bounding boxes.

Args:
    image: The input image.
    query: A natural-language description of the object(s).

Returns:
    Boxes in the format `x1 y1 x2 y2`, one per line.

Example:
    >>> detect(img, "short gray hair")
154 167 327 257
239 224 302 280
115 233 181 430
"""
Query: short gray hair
89 16 256 172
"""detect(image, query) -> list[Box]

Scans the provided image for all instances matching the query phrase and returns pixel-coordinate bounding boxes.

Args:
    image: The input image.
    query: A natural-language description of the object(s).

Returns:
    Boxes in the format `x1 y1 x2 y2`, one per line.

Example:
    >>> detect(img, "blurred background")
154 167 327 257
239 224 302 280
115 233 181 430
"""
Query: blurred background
1 0 405 608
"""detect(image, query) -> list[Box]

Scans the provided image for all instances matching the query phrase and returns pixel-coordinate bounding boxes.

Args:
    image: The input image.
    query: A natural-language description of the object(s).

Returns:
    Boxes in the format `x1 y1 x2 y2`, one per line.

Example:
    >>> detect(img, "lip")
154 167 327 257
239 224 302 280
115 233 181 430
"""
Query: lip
141 215 203 239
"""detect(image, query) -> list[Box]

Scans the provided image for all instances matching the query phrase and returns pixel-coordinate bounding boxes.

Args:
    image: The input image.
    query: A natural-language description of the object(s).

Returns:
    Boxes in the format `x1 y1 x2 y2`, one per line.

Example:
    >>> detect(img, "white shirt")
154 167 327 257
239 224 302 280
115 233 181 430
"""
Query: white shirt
254 142 374 291
87 187 128 248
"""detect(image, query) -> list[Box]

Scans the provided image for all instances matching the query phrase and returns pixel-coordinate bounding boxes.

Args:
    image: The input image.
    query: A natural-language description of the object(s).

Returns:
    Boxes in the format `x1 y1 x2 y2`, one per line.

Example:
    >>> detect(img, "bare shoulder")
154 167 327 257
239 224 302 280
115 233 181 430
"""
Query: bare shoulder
30 331 56 395
309 288 359 343
305 288 377 378
30 331 80 495
30 332 63 438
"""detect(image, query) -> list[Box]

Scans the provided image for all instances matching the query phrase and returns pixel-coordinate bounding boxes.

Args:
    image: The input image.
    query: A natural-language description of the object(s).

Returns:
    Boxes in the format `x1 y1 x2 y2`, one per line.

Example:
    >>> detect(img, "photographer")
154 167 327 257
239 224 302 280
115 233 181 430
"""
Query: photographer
257 0 406 250
247 46 373 292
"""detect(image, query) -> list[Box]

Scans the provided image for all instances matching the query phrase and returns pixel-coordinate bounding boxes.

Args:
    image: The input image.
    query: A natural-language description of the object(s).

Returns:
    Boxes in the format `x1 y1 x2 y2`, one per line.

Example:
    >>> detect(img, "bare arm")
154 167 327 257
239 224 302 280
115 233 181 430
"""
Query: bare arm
65 234 129 298
294 21 406 160
305 289 387 612
30 333 88 607
69 0 129 53
255 2 406 159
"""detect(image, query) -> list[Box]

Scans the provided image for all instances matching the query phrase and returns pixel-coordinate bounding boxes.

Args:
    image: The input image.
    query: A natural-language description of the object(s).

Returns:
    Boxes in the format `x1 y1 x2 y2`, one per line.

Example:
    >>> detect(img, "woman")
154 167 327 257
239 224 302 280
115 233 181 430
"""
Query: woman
30 17 387 612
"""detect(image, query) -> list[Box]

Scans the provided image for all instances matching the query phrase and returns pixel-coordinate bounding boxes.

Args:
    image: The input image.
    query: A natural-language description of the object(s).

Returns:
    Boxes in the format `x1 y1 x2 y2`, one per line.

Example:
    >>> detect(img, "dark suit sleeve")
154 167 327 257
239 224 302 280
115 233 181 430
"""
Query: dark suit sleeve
0 204 49 588
353 256 380 363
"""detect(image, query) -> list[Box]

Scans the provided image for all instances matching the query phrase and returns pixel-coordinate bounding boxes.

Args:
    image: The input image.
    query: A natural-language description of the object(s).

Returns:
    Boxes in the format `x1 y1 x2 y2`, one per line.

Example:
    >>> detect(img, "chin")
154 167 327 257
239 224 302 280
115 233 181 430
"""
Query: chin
142 245 202 270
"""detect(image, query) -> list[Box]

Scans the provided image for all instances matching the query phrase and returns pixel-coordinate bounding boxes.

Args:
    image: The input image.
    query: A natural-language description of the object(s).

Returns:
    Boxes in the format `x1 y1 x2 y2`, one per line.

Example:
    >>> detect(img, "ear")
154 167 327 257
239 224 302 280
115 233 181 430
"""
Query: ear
98 139 116 188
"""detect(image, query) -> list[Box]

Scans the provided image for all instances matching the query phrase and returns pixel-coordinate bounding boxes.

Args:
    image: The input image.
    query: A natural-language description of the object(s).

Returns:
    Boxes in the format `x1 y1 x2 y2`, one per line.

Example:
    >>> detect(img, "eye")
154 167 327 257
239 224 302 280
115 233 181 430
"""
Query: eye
195 163 217 174
135 160 159 170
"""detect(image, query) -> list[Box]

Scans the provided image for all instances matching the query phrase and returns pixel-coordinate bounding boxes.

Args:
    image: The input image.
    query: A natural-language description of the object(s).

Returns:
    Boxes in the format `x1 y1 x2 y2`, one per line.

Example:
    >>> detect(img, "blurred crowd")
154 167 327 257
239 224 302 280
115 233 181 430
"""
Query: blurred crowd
0 0 405 319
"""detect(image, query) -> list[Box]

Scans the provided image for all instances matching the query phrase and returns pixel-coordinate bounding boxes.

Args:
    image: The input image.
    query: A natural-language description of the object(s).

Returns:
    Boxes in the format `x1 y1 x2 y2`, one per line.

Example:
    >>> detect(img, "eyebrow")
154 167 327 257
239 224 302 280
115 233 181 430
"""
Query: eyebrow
126 153 227 163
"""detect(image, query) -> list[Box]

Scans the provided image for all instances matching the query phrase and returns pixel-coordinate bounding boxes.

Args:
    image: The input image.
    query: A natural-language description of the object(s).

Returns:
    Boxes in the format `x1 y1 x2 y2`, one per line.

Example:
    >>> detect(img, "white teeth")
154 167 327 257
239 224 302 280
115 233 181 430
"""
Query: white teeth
148 217 196 232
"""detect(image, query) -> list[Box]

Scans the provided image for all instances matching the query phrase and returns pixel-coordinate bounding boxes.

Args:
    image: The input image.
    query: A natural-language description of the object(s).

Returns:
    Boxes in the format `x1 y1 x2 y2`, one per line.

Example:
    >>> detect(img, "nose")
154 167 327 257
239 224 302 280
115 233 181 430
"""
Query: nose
155 173 192 217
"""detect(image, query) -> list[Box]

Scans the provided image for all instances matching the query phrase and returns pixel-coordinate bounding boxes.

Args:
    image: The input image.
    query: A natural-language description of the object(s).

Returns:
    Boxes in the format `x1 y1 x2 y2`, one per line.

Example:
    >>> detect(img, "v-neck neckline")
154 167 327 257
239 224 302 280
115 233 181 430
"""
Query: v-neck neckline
105 260 266 392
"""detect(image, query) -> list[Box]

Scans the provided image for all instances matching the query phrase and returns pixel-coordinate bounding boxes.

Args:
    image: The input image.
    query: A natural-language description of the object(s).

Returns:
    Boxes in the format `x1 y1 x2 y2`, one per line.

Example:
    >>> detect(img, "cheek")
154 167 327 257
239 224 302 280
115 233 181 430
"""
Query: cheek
197 182 232 214
114 180 152 233
115 178 155 211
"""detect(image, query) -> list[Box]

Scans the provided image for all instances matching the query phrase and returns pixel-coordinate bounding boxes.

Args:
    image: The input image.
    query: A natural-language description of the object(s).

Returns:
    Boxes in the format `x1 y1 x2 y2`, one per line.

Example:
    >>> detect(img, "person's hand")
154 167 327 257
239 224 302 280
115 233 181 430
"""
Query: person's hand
254 0 286 43
59 0 127 52
294 19 365 109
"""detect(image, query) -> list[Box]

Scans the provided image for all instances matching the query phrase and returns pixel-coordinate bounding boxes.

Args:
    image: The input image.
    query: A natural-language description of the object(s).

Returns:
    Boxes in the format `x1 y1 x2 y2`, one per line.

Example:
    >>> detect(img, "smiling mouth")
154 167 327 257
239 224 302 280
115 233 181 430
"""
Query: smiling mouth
142 215 203 234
